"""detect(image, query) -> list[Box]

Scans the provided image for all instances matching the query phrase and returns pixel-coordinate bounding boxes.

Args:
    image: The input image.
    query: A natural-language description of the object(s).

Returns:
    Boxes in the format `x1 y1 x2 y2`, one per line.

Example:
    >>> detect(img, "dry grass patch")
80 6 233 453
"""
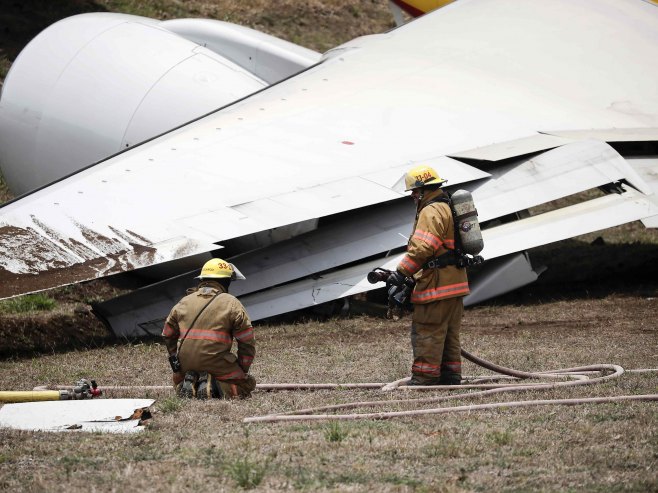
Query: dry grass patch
0 296 656 492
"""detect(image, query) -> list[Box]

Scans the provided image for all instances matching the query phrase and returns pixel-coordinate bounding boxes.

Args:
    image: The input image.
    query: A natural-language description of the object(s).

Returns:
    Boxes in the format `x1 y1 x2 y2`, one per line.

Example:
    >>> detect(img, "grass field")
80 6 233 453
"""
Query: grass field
0 291 656 492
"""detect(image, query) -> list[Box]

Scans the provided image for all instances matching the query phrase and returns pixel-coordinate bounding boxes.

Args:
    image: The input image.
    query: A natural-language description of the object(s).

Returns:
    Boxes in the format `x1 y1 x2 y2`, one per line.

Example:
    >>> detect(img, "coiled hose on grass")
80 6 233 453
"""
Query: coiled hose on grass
33 349 658 422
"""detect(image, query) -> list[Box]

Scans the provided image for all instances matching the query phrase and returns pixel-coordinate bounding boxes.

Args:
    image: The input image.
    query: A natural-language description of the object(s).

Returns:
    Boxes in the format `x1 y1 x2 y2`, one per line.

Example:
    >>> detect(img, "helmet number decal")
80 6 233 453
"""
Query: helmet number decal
415 170 434 183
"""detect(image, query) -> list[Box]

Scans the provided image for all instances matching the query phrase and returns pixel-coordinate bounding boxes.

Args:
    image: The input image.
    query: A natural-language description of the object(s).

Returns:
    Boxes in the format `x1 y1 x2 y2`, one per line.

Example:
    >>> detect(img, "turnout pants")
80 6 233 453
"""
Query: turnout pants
410 297 463 384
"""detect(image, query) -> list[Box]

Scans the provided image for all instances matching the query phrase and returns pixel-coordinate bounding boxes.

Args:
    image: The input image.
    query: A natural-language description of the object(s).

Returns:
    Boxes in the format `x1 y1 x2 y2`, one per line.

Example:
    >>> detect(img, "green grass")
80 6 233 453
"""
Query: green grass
224 456 269 489
156 395 185 414
382 474 423 489
323 420 349 443
0 306 656 492
487 429 513 446
0 294 56 314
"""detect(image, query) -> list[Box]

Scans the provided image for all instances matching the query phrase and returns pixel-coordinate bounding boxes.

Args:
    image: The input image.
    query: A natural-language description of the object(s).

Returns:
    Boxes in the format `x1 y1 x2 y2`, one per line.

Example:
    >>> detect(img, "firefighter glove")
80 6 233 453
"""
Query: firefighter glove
387 270 406 287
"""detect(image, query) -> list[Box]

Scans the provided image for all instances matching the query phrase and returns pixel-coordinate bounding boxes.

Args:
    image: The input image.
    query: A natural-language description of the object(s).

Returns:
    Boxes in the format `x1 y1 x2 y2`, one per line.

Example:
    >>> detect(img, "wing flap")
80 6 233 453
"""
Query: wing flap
627 157 658 228
472 141 653 222
92 146 657 335
242 185 658 318
448 134 575 162
541 128 658 142
0 149 486 297
480 186 658 260
93 200 414 336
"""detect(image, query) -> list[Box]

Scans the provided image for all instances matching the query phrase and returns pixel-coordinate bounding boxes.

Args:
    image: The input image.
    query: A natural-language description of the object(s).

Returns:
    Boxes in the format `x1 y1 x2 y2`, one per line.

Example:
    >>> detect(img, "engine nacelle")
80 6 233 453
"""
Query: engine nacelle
0 13 319 195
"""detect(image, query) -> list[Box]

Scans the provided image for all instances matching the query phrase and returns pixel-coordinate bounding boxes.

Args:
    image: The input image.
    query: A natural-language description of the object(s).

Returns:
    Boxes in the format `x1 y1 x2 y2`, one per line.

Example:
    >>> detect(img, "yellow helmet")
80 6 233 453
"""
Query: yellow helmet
403 165 447 191
197 258 246 280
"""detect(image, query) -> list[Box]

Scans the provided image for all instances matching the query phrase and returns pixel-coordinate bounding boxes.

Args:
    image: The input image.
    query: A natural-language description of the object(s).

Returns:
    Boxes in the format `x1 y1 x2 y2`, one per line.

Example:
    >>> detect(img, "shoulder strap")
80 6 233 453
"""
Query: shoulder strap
424 197 451 208
425 193 464 253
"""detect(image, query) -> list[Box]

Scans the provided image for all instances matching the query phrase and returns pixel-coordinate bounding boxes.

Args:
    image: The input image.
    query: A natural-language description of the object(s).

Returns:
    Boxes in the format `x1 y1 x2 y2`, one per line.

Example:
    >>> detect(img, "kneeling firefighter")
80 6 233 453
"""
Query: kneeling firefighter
390 165 482 386
162 258 256 399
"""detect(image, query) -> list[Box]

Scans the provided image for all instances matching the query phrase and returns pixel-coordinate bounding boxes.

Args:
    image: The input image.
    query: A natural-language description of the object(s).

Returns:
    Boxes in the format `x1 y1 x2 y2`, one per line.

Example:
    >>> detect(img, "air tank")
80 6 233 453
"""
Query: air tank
451 189 484 255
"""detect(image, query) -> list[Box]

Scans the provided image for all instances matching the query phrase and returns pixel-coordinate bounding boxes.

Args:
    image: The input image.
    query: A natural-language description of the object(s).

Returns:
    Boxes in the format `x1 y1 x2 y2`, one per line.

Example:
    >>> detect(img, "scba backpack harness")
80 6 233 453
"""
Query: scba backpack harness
423 189 484 270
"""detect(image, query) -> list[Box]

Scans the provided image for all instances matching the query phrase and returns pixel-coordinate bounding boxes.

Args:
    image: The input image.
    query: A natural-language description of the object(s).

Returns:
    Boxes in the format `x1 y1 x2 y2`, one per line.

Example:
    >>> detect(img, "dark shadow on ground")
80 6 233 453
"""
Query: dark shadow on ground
479 239 658 306
1 0 108 61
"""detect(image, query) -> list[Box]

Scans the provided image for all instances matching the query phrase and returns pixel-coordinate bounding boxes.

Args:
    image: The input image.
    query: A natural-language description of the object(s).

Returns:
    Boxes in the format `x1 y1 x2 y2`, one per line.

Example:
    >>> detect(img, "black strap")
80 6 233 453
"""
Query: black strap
424 197 451 208
455 209 478 222
423 252 457 269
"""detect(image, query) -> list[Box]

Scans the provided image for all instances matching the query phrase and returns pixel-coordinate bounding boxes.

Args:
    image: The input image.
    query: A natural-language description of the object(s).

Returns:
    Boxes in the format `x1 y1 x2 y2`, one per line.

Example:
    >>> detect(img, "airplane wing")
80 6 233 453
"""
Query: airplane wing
1 0 658 334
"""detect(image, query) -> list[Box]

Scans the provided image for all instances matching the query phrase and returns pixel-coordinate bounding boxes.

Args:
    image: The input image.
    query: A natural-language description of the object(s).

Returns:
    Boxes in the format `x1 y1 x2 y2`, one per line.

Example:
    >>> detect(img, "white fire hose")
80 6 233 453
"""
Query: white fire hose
31 349 658 423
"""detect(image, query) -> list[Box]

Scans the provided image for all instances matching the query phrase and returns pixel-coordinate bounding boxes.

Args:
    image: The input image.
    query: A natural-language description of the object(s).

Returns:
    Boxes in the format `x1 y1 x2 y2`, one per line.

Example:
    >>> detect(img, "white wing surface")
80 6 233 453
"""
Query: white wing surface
1 0 657 327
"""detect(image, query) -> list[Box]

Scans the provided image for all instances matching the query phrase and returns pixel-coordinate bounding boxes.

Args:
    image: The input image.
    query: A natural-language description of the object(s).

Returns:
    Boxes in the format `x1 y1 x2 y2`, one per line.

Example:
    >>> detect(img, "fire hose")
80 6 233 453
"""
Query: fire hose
27 352 658 423
243 351 658 423
0 379 101 403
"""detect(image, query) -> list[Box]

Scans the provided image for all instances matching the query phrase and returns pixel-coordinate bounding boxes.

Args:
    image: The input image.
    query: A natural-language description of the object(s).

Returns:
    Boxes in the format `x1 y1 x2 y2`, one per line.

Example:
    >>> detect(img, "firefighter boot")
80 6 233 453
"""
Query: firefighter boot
195 372 211 399
407 376 442 386
194 372 225 399
179 371 199 398
439 373 461 385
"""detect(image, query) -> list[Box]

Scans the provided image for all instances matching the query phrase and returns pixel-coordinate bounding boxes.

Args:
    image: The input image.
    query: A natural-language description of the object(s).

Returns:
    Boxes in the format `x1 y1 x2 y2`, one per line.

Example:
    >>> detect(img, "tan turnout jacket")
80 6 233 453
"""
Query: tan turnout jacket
397 188 469 303
162 281 255 381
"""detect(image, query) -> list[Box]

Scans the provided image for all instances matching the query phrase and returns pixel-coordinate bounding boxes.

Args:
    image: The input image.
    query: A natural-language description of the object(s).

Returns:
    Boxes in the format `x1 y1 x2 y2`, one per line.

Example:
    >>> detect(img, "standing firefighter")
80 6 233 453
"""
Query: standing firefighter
391 165 470 386
162 258 256 399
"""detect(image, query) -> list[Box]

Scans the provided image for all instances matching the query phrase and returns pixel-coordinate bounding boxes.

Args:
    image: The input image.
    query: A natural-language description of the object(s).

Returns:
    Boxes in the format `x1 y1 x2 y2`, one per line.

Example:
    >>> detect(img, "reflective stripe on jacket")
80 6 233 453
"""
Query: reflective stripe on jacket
396 188 469 303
